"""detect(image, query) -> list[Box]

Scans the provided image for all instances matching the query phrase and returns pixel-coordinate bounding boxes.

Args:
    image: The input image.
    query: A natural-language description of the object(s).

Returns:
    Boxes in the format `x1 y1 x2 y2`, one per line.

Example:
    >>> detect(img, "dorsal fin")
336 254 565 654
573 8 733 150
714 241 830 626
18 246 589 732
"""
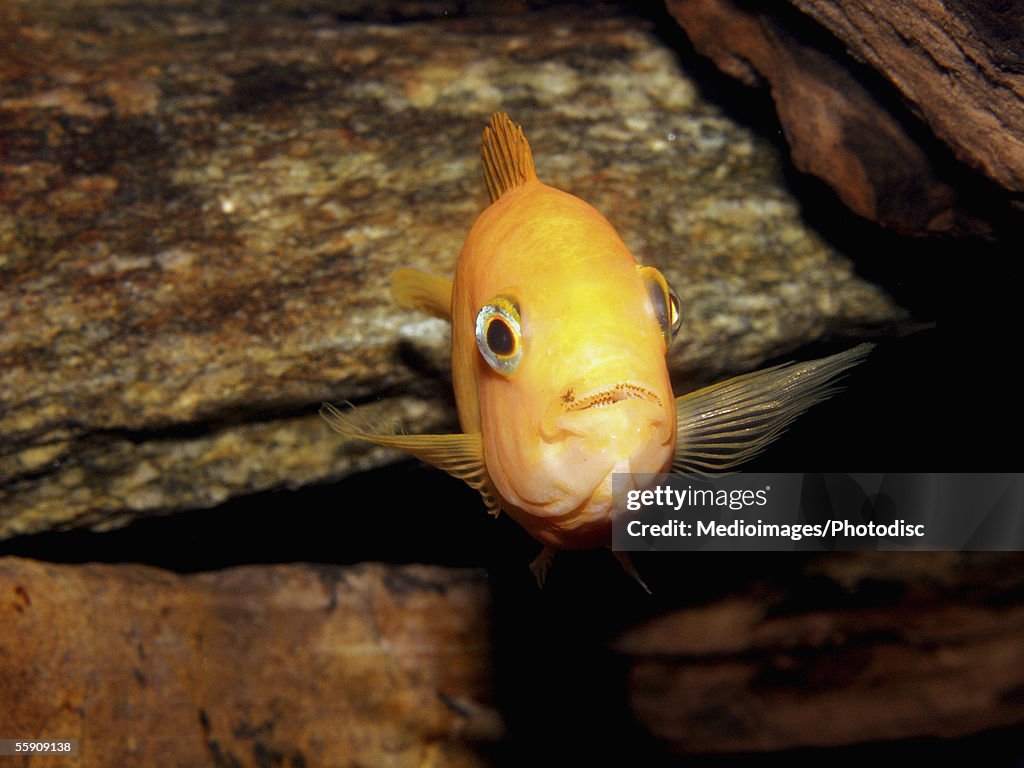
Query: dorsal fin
481 113 538 204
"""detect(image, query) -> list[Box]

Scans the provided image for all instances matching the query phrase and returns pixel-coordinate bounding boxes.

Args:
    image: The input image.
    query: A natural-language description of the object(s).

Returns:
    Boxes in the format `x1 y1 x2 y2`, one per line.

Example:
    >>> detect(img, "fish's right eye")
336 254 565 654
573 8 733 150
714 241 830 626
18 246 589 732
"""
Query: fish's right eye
640 265 682 349
475 296 522 376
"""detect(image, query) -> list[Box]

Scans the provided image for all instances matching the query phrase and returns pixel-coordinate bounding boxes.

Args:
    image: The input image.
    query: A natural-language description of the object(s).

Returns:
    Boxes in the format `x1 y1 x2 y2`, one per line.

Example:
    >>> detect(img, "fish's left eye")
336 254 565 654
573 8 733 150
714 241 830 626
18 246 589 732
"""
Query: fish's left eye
640 265 683 349
475 296 522 375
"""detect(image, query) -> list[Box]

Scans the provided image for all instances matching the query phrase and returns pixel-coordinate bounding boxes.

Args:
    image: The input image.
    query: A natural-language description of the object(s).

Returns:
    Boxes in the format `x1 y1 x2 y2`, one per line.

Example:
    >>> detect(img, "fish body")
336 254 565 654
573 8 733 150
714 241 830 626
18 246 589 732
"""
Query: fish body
452 167 677 551
323 113 871 585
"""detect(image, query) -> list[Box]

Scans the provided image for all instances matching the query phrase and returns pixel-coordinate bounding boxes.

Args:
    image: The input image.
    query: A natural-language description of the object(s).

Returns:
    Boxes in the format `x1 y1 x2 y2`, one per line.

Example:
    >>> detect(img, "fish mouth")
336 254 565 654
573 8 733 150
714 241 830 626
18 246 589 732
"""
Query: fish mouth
561 382 663 412
539 380 672 449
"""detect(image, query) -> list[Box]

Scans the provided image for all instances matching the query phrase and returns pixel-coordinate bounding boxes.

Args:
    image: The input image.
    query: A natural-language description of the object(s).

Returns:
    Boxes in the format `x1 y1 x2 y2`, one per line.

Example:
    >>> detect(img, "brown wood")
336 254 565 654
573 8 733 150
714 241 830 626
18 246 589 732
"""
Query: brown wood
616 552 1024 752
665 0 1023 234
0 557 498 767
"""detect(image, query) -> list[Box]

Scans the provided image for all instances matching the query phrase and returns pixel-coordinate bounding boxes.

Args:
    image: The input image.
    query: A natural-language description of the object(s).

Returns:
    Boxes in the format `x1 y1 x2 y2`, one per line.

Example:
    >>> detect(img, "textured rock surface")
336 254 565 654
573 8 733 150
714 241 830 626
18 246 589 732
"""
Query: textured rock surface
0 2 905 538
793 0 1024 194
617 552 1024 752
0 557 497 767
664 0 1024 234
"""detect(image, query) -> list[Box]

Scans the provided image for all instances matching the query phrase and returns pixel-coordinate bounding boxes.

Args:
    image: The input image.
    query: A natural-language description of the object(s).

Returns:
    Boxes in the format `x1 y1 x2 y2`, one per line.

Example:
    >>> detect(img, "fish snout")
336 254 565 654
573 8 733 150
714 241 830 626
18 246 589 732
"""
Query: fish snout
547 381 674 458
505 381 675 521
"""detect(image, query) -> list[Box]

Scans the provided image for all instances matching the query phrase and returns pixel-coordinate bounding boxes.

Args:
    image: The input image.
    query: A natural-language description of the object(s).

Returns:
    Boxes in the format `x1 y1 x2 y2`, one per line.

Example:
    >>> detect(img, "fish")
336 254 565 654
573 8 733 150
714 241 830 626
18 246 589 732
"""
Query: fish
322 113 871 589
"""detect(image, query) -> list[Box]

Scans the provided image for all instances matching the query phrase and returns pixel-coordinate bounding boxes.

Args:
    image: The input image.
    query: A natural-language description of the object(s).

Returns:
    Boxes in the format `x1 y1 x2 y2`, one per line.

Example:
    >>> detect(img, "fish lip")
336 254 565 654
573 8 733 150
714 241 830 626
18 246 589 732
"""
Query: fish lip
538 381 671 445
561 382 663 412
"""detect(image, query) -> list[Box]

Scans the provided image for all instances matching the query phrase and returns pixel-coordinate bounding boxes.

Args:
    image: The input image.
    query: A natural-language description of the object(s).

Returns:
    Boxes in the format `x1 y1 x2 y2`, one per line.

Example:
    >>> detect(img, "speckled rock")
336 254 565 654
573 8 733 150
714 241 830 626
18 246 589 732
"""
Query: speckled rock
0 557 497 768
0 3 906 538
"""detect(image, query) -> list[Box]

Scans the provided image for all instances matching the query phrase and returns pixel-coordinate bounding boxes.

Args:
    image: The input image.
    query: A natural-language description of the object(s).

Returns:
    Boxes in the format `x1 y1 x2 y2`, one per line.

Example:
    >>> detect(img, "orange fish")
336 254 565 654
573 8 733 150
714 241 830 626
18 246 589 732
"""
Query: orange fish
322 113 870 587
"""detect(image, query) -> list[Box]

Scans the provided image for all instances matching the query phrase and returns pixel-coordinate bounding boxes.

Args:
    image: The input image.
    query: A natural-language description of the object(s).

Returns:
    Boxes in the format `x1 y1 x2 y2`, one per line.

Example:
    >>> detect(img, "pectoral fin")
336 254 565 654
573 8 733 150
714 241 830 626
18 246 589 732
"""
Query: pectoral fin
673 344 873 473
390 267 453 321
320 402 501 516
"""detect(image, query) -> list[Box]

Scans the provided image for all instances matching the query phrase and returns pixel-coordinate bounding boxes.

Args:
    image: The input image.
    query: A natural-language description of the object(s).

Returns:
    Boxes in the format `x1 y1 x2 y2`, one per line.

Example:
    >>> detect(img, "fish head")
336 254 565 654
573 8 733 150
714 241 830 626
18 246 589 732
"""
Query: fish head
453 182 681 545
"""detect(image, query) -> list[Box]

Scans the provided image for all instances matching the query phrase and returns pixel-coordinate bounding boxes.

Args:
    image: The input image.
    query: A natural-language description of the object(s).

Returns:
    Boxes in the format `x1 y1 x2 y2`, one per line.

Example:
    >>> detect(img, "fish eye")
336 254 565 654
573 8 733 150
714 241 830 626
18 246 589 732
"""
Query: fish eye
668 286 682 337
640 265 683 349
475 296 522 375
487 315 515 355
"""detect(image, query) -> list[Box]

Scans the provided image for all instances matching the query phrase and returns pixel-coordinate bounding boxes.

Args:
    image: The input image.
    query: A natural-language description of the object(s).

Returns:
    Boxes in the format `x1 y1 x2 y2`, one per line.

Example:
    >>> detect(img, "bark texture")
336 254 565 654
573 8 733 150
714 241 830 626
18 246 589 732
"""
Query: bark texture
665 0 1024 234
0 557 497 767
617 552 1024 752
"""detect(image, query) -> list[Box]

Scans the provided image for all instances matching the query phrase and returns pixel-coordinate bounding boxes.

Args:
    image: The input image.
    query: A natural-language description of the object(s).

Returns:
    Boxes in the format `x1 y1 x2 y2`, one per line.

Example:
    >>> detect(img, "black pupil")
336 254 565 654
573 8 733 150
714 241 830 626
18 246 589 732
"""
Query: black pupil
486 316 515 356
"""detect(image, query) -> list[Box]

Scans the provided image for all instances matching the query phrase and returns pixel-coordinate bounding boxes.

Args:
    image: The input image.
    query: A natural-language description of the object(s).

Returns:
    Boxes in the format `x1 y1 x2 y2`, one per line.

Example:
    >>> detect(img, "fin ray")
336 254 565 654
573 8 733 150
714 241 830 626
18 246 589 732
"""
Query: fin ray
529 546 556 588
482 113 538 203
672 344 873 473
613 551 652 595
320 403 501 516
